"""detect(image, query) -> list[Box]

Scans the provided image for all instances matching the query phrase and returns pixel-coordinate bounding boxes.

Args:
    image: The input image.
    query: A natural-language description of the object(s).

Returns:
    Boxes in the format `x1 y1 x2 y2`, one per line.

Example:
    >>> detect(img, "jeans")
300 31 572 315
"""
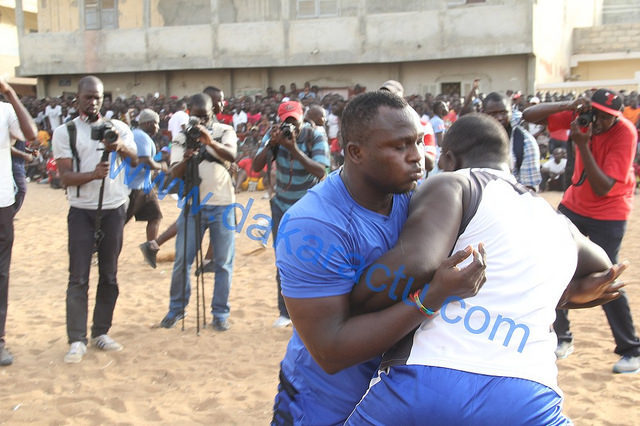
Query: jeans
270 199 289 318
0 206 14 345
555 204 640 357
66 206 125 345
168 205 235 320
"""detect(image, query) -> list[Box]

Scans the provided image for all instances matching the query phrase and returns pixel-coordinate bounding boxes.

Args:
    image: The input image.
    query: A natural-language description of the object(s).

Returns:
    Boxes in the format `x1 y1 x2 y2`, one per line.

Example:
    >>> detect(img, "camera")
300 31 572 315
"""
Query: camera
280 122 296 139
184 117 202 150
576 110 595 127
91 121 118 143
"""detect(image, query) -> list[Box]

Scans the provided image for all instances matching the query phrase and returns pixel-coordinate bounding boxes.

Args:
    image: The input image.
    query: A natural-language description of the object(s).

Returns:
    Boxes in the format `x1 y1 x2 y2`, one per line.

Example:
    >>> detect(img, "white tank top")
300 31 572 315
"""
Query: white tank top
383 168 577 395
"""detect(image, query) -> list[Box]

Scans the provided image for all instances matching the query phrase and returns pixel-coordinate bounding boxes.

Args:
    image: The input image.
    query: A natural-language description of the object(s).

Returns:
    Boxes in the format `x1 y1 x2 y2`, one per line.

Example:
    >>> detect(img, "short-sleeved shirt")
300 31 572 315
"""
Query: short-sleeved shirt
237 157 262 179
52 117 136 210
548 110 637 220
0 102 26 207
276 171 411 424
430 115 446 134
170 122 237 206
129 128 156 190
256 122 330 212
167 110 189 139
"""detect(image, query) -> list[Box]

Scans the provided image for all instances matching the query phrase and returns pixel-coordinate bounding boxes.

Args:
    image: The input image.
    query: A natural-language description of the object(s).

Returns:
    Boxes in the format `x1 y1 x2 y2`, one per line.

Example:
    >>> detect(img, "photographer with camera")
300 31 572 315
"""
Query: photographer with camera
252 101 330 328
523 88 640 373
52 76 138 364
160 92 237 332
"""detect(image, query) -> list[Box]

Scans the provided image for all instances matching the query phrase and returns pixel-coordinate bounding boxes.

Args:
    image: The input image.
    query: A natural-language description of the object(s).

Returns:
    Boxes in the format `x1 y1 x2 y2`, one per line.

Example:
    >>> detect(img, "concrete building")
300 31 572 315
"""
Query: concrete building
537 0 640 94
0 0 37 95
15 0 603 99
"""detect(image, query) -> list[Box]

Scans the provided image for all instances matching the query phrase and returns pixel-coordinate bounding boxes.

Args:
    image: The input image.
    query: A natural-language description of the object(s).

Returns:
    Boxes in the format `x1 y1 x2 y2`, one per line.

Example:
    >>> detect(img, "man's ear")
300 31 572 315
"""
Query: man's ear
439 149 457 171
345 141 364 164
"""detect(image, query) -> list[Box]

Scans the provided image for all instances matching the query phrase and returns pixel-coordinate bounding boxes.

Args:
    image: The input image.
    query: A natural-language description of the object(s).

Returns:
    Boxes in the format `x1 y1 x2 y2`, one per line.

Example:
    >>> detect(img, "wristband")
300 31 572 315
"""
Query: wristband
410 289 439 317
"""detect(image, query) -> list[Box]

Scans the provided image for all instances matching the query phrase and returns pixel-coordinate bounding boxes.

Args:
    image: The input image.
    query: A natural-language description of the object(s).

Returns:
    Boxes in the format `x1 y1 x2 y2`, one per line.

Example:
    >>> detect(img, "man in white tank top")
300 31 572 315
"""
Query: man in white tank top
347 114 627 425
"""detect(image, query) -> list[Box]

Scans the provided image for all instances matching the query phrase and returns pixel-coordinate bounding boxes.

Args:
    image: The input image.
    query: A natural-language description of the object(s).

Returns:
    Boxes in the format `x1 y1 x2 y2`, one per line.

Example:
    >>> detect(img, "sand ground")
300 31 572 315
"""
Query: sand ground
1 184 639 425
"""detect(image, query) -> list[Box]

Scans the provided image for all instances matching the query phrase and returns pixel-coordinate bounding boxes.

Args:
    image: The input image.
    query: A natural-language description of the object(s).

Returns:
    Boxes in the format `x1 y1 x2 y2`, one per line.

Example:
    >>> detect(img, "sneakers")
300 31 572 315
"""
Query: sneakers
0 346 13 366
139 241 159 269
91 334 123 352
272 315 292 329
160 311 185 329
554 341 574 359
64 341 87 364
212 317 230 331
613 355 640 374
195 260 215 277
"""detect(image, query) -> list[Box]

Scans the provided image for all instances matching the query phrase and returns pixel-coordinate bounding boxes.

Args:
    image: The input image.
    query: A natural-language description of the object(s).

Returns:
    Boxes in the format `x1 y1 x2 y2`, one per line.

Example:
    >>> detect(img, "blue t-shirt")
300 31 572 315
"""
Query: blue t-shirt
276 170 411 425
129 128 156 190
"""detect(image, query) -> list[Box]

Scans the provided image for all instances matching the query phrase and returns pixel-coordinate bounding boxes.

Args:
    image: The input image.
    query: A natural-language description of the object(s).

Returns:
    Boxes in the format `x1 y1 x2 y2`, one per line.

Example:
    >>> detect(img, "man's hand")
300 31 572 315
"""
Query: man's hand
0 76 13 96
92 161 110 180
422 244 487 310
563 262 628 308
570 96 590 112
570 119 591 148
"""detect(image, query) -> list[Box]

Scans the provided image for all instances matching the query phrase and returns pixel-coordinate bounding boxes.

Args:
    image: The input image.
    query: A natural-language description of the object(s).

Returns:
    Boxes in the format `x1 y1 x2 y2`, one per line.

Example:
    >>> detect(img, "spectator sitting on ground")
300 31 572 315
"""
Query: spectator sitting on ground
541 147 567 192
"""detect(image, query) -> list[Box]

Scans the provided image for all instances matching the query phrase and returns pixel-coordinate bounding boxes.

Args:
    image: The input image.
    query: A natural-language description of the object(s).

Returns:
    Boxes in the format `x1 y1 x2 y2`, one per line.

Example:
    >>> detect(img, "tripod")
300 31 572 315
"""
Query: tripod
180 145 208 334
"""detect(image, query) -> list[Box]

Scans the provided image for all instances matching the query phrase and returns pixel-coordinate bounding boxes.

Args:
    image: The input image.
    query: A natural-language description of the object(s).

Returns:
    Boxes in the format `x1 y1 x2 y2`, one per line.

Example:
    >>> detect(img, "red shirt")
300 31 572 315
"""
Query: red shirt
548 111 637 220
237 157 263 179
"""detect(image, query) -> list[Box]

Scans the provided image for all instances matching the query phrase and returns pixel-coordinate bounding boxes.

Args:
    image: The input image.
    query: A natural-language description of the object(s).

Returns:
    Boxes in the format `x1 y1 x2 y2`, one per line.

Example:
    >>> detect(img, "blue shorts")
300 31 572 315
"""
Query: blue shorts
345 365 571 426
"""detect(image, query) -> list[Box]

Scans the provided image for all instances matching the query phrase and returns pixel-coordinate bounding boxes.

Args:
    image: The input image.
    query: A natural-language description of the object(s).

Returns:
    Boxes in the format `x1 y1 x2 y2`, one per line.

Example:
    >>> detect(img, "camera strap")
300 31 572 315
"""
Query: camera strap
66 121 81 197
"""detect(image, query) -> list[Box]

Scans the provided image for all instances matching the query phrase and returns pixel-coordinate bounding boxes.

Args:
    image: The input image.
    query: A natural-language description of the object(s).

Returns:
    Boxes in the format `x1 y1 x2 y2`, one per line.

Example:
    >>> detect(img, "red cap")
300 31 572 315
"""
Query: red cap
278 101 303 122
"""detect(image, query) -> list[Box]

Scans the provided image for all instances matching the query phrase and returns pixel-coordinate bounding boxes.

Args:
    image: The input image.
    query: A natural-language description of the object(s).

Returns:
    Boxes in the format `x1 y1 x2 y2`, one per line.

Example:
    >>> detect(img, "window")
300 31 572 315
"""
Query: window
297 0 339 18
85 0 118 30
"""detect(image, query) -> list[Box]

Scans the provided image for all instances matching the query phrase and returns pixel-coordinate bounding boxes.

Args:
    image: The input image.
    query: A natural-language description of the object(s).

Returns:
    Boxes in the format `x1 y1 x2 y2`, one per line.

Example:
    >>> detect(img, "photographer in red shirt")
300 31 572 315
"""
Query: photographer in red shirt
524 89 640 373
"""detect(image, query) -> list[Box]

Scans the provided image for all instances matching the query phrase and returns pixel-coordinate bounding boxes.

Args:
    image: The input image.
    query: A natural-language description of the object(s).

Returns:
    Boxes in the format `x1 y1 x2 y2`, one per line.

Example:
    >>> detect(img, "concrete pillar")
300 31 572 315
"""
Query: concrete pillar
15 0 25 72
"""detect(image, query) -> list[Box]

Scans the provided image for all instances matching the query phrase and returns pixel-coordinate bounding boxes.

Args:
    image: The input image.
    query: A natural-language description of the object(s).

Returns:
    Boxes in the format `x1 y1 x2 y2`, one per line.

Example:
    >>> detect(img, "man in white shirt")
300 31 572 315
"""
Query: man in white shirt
0 77 37 366
53 76 138 364
167 100 189 140
541 147 567 191
45 99 63 130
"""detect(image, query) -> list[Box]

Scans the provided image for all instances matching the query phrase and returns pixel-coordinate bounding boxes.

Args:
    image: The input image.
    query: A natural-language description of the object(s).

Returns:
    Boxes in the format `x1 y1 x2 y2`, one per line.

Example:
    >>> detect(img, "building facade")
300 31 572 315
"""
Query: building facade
0 0 37 95
16 0 601 98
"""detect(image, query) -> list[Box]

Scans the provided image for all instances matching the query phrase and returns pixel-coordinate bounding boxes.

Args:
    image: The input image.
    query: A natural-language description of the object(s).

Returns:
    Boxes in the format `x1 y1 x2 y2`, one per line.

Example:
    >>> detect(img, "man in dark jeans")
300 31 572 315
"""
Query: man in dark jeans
252 101 330 328
524 88 640 374
0 77 37 366
52 76 138 363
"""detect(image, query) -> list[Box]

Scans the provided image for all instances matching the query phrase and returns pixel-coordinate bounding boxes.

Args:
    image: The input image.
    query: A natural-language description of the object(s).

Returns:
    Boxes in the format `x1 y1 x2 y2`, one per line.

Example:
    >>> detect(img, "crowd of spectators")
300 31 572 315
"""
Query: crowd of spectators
9 82 640 194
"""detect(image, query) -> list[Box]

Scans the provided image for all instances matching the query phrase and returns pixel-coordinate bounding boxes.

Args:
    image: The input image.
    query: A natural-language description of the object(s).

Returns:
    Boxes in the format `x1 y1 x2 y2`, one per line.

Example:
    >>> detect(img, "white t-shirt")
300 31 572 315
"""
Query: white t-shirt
232 110 248 131
45 104 63 129
0 102 25 207
327 113 339 139
542 158 567 176
170 123 237 206
52 117 136 210
168 110 189 139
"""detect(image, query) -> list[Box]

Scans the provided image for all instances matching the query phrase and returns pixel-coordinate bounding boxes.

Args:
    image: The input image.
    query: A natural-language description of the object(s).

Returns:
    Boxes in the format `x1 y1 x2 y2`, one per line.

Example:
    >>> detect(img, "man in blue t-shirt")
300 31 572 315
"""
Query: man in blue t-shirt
125 109 166 248
271 91 487 425
252 100 330 328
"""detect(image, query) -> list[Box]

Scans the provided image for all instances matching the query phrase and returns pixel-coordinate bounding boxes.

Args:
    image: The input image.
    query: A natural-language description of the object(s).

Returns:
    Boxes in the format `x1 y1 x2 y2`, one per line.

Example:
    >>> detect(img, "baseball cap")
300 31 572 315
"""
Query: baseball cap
380 80 404 97
591 89 623 117
278 101 303 122
138 108 159 124
529 96 540 104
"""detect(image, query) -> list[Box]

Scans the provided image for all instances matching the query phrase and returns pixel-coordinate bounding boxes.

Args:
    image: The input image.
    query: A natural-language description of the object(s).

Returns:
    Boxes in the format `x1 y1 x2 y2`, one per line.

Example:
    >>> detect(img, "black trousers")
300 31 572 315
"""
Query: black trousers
270 199 289 319
555 204 640 357
66 205 125 344
0 206 14 346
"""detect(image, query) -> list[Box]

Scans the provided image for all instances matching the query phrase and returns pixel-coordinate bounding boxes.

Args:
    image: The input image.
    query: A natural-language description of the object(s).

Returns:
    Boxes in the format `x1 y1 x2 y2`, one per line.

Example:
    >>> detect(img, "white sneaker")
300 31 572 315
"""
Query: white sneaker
272 316 292 329
91 334 123 352
554 342 574 359
613 355 640 374
64 341 87 364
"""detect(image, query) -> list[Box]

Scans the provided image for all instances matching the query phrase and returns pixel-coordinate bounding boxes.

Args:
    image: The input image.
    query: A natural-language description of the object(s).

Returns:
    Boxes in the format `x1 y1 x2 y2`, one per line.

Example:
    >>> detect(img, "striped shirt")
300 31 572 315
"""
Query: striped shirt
257 122 330 212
